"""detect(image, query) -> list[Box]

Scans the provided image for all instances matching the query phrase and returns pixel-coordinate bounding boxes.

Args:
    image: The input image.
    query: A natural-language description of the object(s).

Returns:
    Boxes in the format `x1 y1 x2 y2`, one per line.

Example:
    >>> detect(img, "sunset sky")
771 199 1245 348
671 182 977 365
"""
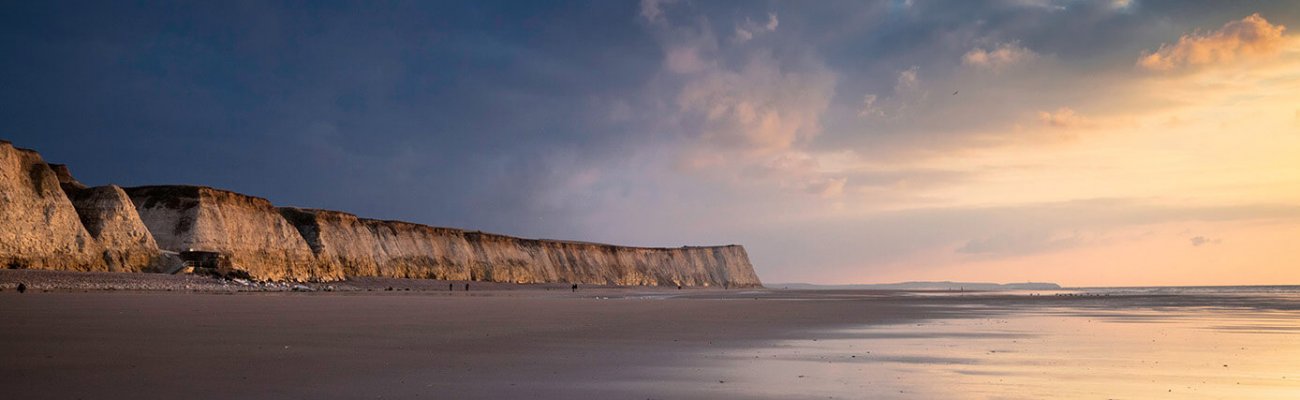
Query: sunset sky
3 1 1298 286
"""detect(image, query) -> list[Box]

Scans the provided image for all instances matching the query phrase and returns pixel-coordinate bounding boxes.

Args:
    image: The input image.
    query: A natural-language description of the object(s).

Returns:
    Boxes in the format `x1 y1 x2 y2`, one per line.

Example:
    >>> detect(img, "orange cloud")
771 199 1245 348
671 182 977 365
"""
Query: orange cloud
1138 13 1288 71
1037 107 1096 129
675 53 835 155
962 42 1036 71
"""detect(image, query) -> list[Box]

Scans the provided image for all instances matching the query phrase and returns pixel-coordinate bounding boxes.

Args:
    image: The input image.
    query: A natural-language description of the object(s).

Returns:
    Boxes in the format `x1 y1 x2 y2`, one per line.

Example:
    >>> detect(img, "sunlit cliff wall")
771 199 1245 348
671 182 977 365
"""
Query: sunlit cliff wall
63 185 164 272
0 141 762 286
125 186 340 281
280 207 762 286
0 141 105 271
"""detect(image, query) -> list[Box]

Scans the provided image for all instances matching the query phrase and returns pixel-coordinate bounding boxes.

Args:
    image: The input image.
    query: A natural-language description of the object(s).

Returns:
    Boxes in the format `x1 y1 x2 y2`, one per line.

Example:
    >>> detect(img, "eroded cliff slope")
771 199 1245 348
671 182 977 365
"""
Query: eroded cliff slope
64 185 163 272
126 186 340 281
0 141 105 271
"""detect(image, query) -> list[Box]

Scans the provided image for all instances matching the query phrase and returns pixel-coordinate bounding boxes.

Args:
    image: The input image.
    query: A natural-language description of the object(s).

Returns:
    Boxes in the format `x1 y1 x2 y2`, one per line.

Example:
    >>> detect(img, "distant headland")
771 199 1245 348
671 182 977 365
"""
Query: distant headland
772 281 1062 291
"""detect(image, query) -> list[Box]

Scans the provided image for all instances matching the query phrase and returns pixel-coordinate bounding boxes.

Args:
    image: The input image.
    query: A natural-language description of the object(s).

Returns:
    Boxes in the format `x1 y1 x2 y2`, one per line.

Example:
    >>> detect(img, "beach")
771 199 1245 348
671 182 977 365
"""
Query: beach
2 274 1299 399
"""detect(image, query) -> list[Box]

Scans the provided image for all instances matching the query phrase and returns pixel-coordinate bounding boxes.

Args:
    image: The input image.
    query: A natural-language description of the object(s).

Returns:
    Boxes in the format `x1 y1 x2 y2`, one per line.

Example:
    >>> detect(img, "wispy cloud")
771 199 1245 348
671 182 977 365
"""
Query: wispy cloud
643 1 842 199
733 13 779 43
1036 107 1097 129
962 42 1037 71
639 0 673 24
1138 13 1289 71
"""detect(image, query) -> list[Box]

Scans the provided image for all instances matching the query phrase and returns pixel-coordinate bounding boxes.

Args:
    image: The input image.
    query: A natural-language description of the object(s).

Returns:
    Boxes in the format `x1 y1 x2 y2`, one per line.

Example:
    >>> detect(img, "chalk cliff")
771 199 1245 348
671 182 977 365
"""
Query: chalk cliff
279 208 762 286
0 141 105 271
126 186 340 281
0 141 762 287
50 163 87 190
64 185 164 272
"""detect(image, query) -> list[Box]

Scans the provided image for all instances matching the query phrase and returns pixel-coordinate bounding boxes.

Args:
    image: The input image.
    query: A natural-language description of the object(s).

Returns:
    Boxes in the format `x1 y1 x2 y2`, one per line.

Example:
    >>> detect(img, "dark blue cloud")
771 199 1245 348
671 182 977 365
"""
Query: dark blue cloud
1 1 662 236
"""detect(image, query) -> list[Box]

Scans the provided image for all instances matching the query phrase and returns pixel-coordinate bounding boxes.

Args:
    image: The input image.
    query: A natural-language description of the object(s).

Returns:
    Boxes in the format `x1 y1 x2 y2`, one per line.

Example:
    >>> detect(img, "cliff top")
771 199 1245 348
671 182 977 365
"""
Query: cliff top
2 140 44 156
279 206 741 251
126 185 278 207
49 163 88 190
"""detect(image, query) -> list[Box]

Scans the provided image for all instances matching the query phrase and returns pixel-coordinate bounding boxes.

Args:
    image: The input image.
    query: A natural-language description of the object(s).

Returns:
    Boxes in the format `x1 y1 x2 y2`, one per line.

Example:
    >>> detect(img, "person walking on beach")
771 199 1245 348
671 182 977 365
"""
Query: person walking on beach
571 283 578 292
449 283 453 292
464 283 470 291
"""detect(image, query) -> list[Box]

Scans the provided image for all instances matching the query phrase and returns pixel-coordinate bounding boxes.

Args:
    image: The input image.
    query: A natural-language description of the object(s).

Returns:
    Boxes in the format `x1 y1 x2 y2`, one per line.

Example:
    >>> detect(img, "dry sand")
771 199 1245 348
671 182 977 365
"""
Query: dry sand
2 271 1298 399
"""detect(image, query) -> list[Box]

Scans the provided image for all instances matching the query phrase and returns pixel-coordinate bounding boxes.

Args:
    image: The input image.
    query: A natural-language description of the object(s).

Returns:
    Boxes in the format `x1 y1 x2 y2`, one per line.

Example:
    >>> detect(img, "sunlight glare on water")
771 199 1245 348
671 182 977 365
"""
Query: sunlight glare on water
711 305 1300 399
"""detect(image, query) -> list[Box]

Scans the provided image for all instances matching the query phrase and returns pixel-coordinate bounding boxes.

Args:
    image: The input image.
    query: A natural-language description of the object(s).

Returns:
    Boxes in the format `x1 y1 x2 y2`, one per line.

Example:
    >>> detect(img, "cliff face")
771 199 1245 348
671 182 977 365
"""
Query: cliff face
1 141 763 287
64 185 163 272
0 141 105 271
280 208 762 287
126 186 341 281
49 163 87 190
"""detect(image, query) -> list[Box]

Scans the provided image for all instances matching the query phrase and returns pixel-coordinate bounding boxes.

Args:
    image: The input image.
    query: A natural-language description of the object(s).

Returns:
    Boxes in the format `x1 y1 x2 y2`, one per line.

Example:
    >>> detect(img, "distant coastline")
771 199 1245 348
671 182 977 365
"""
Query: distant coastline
772 281 1062 291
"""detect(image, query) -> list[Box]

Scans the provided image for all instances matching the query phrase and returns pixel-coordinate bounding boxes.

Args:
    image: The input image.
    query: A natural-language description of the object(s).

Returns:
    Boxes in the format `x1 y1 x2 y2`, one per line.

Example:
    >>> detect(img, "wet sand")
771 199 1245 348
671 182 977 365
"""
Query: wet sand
2 284 1298 399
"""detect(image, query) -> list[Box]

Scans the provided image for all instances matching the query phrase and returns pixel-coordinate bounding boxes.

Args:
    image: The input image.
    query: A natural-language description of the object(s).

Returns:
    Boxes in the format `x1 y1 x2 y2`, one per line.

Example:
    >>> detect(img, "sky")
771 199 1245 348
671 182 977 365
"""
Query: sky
3 0 1298 286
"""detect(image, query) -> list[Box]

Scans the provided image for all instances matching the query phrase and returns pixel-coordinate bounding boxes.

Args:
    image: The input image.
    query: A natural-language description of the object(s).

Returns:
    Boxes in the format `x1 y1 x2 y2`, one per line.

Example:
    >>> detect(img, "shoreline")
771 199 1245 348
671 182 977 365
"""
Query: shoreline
0 269 744 294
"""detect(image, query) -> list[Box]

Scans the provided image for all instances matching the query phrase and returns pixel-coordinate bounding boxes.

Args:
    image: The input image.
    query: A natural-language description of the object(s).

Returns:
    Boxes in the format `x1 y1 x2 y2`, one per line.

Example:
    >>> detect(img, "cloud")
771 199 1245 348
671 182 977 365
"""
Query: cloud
1037 107 1096 129
733 13 779 43
1189 236 1222 247
858 94 882 117
675 53 835 155
962 42 1037 71
640 0 673 23
957 231 1084 256
642 0 838 202
805 177 847 198
665 45 712 74
895 66 920 93
1138 13 1289 71
733 27 754 43
1011 0 1067 11
859 67 927 120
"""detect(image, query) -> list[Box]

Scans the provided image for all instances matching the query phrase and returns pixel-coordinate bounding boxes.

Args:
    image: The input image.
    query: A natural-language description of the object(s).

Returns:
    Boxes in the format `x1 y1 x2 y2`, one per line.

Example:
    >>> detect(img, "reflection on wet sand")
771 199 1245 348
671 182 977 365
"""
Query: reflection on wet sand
3 288 1298 399
709 302 1300 399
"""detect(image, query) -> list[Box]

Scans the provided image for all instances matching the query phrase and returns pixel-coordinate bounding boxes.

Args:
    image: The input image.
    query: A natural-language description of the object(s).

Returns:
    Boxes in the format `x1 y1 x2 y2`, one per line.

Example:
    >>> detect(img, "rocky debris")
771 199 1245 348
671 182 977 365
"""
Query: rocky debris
0 141 106 271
